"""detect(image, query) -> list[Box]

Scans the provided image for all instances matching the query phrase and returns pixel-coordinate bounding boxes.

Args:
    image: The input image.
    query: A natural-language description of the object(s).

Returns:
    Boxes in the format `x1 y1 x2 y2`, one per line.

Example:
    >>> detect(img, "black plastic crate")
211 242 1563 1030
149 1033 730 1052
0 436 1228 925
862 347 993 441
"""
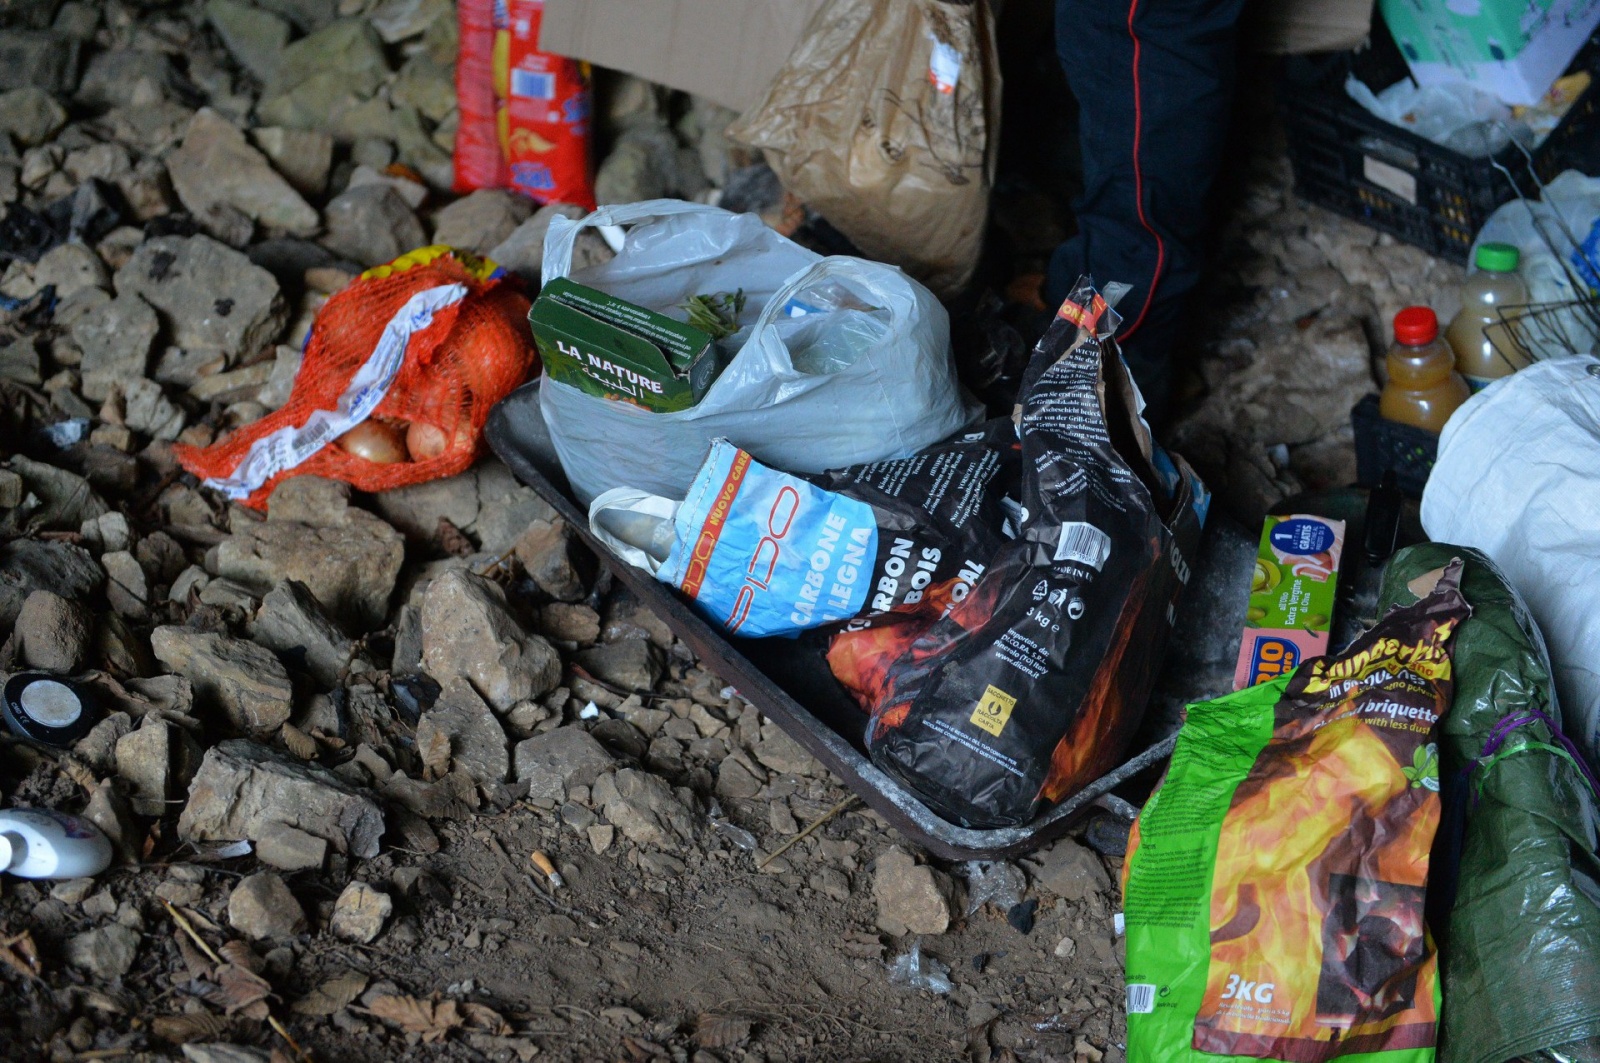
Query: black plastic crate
1282 21 1600 263
1352 394 1438 498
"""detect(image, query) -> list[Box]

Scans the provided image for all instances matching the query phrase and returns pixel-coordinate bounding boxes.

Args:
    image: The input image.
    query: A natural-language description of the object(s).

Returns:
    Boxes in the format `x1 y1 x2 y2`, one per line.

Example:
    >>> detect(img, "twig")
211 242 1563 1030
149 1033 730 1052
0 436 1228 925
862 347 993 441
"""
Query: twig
162 900 223 966
268 1014 314 1062
757 796 857 869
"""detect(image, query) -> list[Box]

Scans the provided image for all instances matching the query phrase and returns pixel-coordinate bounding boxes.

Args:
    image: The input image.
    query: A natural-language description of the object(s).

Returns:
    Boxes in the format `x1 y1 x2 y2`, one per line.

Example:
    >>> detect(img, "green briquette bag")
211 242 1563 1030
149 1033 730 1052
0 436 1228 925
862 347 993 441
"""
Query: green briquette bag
1123 557 1469 1062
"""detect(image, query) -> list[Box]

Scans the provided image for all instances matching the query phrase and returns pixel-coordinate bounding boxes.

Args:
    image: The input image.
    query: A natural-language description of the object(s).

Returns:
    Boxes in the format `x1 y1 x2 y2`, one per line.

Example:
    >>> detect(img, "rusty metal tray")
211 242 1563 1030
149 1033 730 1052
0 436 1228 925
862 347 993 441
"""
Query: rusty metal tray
485 383 1184 860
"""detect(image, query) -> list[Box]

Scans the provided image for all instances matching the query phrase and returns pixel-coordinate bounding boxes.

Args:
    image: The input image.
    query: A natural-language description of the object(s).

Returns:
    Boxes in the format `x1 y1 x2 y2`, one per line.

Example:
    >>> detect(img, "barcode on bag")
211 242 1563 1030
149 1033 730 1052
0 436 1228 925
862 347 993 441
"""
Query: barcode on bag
511 69 556 99
1126 984 1156 1015
1054 522 1111 570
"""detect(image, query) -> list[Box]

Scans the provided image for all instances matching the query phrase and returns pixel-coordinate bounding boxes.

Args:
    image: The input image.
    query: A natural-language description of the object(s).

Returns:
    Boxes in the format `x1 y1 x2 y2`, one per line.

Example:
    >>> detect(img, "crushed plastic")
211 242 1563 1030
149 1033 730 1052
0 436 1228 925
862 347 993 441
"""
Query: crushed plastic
962 859 1027 916
886 939 953 995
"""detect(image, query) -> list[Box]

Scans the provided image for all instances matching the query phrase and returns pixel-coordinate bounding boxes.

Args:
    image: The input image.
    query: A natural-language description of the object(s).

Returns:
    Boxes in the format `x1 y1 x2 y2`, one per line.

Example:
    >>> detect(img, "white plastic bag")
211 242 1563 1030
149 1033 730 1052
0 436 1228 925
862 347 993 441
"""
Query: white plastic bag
539 199 973 504
1420 355 1600 763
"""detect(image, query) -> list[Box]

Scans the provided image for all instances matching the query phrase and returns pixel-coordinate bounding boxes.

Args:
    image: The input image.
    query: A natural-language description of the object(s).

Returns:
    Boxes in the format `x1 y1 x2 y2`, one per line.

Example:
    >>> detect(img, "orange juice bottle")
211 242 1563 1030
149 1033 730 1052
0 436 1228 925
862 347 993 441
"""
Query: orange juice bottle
1446 242 1530 391
1380 306 1470 433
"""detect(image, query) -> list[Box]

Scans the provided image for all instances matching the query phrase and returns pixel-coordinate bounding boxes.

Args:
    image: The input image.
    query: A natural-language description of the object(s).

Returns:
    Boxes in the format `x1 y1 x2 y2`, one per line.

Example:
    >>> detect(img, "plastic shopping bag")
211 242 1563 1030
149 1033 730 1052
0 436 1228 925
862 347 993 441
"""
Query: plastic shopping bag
728 0 1000 297
535 200 973 505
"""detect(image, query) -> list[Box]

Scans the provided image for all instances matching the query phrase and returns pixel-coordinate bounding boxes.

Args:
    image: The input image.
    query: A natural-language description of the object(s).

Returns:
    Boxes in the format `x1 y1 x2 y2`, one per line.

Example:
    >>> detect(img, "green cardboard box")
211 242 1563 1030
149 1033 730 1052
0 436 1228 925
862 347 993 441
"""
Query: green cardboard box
1379 0 1600 106
528 277 718 412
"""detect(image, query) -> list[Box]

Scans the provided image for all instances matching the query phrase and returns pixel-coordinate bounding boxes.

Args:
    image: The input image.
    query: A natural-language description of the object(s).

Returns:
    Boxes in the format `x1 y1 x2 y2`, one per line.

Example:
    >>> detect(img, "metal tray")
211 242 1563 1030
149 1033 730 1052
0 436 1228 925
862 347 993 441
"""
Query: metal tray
485 383 1183 860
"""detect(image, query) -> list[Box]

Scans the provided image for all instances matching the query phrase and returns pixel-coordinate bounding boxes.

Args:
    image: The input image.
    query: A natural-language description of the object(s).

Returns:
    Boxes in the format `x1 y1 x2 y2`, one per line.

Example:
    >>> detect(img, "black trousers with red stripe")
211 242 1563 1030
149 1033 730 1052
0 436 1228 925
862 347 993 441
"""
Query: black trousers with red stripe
1046 0 1247 422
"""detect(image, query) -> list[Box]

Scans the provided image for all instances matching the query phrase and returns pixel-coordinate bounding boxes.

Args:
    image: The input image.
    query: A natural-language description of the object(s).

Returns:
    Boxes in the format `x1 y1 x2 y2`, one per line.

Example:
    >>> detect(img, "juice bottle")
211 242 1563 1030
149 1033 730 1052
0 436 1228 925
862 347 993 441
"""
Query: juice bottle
1380 306 1470 433
1446 242 1529 390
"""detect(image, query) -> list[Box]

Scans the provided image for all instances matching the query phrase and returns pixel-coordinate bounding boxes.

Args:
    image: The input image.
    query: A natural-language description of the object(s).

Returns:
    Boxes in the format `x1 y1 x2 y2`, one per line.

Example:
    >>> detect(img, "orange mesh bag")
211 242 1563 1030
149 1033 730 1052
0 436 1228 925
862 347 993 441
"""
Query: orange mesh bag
176 246 536 508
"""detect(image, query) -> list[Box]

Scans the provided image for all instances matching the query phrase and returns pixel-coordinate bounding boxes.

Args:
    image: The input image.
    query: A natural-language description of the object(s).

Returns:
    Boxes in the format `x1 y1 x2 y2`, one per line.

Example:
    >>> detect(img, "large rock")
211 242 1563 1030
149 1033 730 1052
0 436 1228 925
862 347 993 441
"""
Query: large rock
0 86 67 147
250 127 332 199
72 293 158 401
330 880 391 943
150 627 294 735
430 190 532 256
575 638 661 694
319 184 425 268
0 30 80 94
0 539 103 629
415 679 510 784
592 768 693 850
179 739 385 857
486 202 586 283
206 0 291 83
267 19 388 99
872 847 956 937
513 726 615 805
215 507 403 631
248 579 353 688
167 109 318 237
1023 837 1111 903
3 456 108 532
115 235 287 360
13 589 93 672
115 718 203 816
66 925 139 980
420 570 561 711
228 871 307 940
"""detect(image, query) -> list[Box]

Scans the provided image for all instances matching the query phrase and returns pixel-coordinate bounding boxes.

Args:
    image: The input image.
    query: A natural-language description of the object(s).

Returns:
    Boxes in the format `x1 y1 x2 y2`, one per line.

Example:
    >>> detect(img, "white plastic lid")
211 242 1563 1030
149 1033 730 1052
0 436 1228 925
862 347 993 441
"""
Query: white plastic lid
0 831 20 872
17 679 82 728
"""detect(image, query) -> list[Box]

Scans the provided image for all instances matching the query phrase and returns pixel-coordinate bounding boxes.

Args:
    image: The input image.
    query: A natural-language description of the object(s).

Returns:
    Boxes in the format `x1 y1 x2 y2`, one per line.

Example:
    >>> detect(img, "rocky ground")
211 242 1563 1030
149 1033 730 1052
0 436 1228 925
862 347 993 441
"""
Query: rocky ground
0 1 1462 1062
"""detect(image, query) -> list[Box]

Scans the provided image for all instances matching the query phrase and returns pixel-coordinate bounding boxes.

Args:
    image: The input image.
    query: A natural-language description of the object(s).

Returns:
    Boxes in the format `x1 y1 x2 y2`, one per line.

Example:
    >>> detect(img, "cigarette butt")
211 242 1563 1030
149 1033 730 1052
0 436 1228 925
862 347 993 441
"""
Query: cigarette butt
531 850 564 888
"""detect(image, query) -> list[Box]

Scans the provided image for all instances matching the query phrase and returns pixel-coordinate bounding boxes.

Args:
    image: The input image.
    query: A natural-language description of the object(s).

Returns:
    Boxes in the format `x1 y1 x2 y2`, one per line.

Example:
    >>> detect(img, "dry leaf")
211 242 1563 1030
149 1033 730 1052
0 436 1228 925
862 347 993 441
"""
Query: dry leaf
437 518 475 558
460 1002 512 1036
419 727 452 780
218 939 264 975
281 723 317 761
694 1013 753 1049
365 994 463 1043
174 929 216 980
0 930 42 982
152 1011 232 1044
212 963 273 1015
292 970 369 1016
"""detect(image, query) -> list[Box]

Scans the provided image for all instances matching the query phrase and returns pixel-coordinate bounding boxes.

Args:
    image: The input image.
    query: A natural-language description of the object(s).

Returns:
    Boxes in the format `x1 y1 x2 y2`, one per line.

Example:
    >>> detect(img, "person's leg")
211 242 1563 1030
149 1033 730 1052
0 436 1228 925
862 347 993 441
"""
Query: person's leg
1048 0 1246 422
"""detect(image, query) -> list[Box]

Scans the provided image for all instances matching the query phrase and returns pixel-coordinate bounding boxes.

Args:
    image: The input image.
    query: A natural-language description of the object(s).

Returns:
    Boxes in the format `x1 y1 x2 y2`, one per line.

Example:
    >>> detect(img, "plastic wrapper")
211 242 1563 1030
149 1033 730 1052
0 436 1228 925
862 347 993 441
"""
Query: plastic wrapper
1123 554 1471 1062
176 247 536 506
727 0 1000 297
1379 544 1600 1063
588 423 1018 640
886 939 952 995
537 200 973 505
452 0 507 192
499 0 595 209
856 278 1206 829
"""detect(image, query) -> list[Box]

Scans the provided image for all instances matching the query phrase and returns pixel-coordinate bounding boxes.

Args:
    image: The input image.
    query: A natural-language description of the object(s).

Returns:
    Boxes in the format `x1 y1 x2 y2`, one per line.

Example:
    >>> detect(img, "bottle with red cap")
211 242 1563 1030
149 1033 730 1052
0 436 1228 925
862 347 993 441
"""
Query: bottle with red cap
1380 306 1471 433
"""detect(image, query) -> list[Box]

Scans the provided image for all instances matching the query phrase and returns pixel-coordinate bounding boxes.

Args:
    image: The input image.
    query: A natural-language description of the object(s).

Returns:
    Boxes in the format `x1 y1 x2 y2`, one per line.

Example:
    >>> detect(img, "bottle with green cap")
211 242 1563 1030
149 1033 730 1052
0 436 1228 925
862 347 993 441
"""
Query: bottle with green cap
1447 242 1530 391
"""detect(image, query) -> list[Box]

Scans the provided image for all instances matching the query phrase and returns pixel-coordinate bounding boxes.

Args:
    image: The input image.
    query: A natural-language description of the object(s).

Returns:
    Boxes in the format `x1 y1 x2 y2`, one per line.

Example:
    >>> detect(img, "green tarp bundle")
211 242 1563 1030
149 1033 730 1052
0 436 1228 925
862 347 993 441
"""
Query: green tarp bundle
1381 545 1600 1063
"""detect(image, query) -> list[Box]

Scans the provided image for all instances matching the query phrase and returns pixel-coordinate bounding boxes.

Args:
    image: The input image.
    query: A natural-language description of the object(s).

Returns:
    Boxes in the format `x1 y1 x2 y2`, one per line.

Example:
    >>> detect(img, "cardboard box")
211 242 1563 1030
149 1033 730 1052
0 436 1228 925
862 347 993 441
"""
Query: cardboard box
1234 514 1346 689
539 0 826 112
1379 0 1600 105
529 278 717 412
1248 0 1375 54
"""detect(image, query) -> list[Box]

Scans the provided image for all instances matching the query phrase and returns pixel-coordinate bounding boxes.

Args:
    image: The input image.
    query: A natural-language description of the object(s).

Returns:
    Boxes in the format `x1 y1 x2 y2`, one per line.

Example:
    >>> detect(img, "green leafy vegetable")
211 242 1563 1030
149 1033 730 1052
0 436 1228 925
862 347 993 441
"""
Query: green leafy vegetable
681 290 746 340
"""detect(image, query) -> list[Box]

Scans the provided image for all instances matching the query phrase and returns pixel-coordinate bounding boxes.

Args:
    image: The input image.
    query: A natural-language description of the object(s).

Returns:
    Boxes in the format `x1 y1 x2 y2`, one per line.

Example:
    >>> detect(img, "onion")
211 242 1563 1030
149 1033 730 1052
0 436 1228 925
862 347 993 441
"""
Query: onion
336 420 409 463
405 421 450 461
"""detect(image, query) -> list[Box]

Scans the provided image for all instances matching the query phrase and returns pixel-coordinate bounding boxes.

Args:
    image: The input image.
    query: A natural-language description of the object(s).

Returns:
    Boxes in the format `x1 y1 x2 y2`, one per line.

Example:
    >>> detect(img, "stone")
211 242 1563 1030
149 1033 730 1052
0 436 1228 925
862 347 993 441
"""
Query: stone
512 726 616 805
714 756 764 802
13 589 92 672
66 924 139 980
1024 837 1111 903
216 506 404 630
179 739 385 858
576 639 662 694
390 54 455 122
101 549 149 617
264 475 348 524
257 344 302 409
486 203 586 283
0 539 103 629
872 848 956 937
0 30 79 95
228 871 306 940
0 87 67 146
513 518 592 602
75 49 166 109
120 378 186 441
416 679 510 784
150 627 294 736
345 163 428 208
167 109 319 238
248 580 354 688
320 184 426 268
537 602 600 645
32 243 108 300
116 719 202 816
268 19 388 100
255 822 327 871
116 236 287 361
369 0 450 42
85 779 140 863
473 462 559 553
331 881 392 943
72 294 158 402
207 0 291 83
3 455 108 532
593 769 693 851
79 511 132 553
430 190 533 256
421 570 562 711
751 719 817 777
374 472 479 542
250 127 333 199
